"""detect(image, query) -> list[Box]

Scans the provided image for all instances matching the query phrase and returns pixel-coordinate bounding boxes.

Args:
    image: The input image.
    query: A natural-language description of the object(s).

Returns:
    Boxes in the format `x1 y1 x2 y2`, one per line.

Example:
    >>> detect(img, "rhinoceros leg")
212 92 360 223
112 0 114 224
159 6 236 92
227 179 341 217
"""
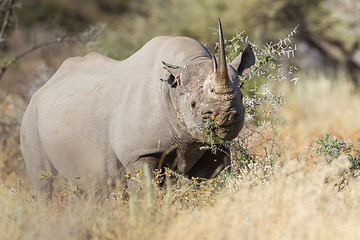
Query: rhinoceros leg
27 151 57 199
104 152 128 198
187 149 230 179
21 126 57 199
125 156 159 192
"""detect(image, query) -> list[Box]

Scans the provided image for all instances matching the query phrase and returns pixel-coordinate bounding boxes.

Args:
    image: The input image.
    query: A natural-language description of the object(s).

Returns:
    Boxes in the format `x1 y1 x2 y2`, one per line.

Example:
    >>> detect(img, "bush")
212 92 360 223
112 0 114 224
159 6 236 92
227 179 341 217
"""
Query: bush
314 134 360 170
200 27 298 178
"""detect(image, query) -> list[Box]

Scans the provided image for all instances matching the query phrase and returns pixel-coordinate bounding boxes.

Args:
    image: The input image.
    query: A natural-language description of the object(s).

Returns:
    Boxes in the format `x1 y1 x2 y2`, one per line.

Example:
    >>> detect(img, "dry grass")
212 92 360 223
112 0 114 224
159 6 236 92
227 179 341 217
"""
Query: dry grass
279 73 360 153
0 75 360 239
167 159 360 240
1 158 360 240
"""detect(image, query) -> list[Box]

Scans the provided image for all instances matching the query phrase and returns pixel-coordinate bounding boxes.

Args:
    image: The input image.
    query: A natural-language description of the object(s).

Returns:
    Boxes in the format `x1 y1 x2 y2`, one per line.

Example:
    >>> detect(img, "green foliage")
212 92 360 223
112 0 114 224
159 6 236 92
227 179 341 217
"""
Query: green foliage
38 170 85 198
199 119 229 154
315 134 360 170
39 170 55 181
125 170 143 180
200 119 255 165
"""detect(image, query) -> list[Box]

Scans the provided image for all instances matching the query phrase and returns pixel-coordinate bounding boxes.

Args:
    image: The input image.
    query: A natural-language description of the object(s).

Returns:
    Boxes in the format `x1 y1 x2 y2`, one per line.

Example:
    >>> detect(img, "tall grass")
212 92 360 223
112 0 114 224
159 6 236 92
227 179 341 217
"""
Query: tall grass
1 153 360 239
0 92 27 180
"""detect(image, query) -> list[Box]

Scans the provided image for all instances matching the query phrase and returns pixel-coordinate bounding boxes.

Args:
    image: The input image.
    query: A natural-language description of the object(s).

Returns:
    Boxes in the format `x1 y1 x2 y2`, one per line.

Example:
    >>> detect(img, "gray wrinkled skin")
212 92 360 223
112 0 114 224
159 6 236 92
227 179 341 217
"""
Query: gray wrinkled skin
21 23 255 198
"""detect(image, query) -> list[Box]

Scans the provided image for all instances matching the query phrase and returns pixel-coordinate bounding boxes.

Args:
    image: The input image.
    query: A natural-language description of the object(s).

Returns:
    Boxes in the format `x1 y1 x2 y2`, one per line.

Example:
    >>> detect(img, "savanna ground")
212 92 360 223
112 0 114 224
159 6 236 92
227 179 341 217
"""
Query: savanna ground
1 0 360 239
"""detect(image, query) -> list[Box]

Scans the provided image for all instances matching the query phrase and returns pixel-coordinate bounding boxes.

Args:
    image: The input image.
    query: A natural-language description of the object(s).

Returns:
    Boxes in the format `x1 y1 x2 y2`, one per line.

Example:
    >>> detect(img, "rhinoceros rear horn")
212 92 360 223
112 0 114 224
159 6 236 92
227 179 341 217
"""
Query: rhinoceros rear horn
211 54 217 74
212 18 233 94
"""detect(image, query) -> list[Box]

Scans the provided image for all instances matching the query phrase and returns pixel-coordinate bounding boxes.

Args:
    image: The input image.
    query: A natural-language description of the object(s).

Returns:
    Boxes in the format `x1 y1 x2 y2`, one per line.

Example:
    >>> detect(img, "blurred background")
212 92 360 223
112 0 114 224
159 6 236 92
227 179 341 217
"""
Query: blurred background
2 0 359 95
0 0 359 180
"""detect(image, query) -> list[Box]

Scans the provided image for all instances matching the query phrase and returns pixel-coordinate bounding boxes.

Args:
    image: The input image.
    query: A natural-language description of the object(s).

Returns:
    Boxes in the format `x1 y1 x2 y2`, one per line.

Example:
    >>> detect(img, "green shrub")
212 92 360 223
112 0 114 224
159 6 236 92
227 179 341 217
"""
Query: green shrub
198 28 298 176
315 134 360 170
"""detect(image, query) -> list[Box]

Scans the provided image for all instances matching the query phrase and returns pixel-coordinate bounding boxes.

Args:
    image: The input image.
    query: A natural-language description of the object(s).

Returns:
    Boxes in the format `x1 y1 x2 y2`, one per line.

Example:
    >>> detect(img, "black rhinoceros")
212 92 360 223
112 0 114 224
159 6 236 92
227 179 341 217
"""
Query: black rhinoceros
20 19 255 197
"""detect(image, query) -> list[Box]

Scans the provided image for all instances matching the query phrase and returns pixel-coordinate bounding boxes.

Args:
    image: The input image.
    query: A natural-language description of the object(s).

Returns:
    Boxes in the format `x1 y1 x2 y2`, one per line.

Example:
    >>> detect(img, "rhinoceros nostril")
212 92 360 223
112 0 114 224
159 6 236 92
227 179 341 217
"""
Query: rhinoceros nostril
217 111 241 127
201 111 212 119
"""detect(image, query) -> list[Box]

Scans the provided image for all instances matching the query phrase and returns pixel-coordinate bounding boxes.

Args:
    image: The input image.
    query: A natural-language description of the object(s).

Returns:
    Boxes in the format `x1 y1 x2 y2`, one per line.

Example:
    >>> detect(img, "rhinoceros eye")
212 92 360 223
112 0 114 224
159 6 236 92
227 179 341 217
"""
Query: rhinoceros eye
191 101 196 109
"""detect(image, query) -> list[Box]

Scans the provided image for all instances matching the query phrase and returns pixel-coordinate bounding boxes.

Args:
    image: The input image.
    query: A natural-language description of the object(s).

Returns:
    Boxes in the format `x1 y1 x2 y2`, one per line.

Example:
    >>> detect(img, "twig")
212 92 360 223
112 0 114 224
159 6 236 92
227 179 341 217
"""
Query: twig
0 0 14 45
0 35 75 81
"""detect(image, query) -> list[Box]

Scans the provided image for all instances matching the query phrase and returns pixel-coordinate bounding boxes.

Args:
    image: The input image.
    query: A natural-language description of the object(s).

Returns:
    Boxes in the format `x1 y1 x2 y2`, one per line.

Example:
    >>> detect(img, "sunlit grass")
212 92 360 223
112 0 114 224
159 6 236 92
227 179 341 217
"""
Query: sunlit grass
1 75 360 239
1 156 360 239
279 73 360 153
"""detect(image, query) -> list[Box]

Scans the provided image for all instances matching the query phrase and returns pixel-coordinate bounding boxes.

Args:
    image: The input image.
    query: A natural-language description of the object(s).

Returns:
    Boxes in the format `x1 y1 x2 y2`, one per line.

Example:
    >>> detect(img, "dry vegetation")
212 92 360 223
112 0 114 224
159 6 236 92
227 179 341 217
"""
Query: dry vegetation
280 75 360 152
1 74 360 240
1 0 360 239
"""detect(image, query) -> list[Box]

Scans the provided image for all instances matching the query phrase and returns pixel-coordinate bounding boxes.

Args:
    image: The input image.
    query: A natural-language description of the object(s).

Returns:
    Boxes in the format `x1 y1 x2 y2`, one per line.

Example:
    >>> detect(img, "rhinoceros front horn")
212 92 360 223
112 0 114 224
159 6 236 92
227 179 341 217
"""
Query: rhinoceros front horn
211 18 233 94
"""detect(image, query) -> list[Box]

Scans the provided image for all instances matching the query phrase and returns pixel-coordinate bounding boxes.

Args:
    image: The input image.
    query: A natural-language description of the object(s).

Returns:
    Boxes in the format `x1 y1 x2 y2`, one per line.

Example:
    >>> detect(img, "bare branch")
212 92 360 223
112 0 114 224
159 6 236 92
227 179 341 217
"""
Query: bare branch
0 35 77 81
0 0 14 46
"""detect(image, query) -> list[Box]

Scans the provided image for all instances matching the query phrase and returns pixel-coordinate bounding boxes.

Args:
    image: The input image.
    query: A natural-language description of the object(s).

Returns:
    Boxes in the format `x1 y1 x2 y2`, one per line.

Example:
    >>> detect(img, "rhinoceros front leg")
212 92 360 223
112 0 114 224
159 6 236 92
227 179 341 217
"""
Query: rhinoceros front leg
125 156 159 193
186 149 230 179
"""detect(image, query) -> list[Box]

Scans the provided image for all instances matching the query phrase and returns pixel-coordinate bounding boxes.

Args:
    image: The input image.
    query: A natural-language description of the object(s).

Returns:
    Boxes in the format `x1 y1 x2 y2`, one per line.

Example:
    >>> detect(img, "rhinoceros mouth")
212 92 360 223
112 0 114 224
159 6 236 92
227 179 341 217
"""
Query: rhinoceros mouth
217 111 241 127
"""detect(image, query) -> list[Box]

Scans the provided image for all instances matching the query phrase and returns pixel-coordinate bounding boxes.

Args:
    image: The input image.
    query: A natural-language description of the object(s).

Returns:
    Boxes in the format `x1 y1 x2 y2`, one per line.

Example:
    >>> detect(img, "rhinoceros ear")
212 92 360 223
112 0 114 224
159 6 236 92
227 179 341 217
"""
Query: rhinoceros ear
161 61 183 87
230 44 255 76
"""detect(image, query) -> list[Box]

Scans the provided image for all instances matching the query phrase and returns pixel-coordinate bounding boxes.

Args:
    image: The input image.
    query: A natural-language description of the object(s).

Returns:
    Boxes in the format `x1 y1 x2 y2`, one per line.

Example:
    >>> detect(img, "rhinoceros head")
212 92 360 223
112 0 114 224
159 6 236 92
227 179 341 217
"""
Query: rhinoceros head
163 19 255 142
